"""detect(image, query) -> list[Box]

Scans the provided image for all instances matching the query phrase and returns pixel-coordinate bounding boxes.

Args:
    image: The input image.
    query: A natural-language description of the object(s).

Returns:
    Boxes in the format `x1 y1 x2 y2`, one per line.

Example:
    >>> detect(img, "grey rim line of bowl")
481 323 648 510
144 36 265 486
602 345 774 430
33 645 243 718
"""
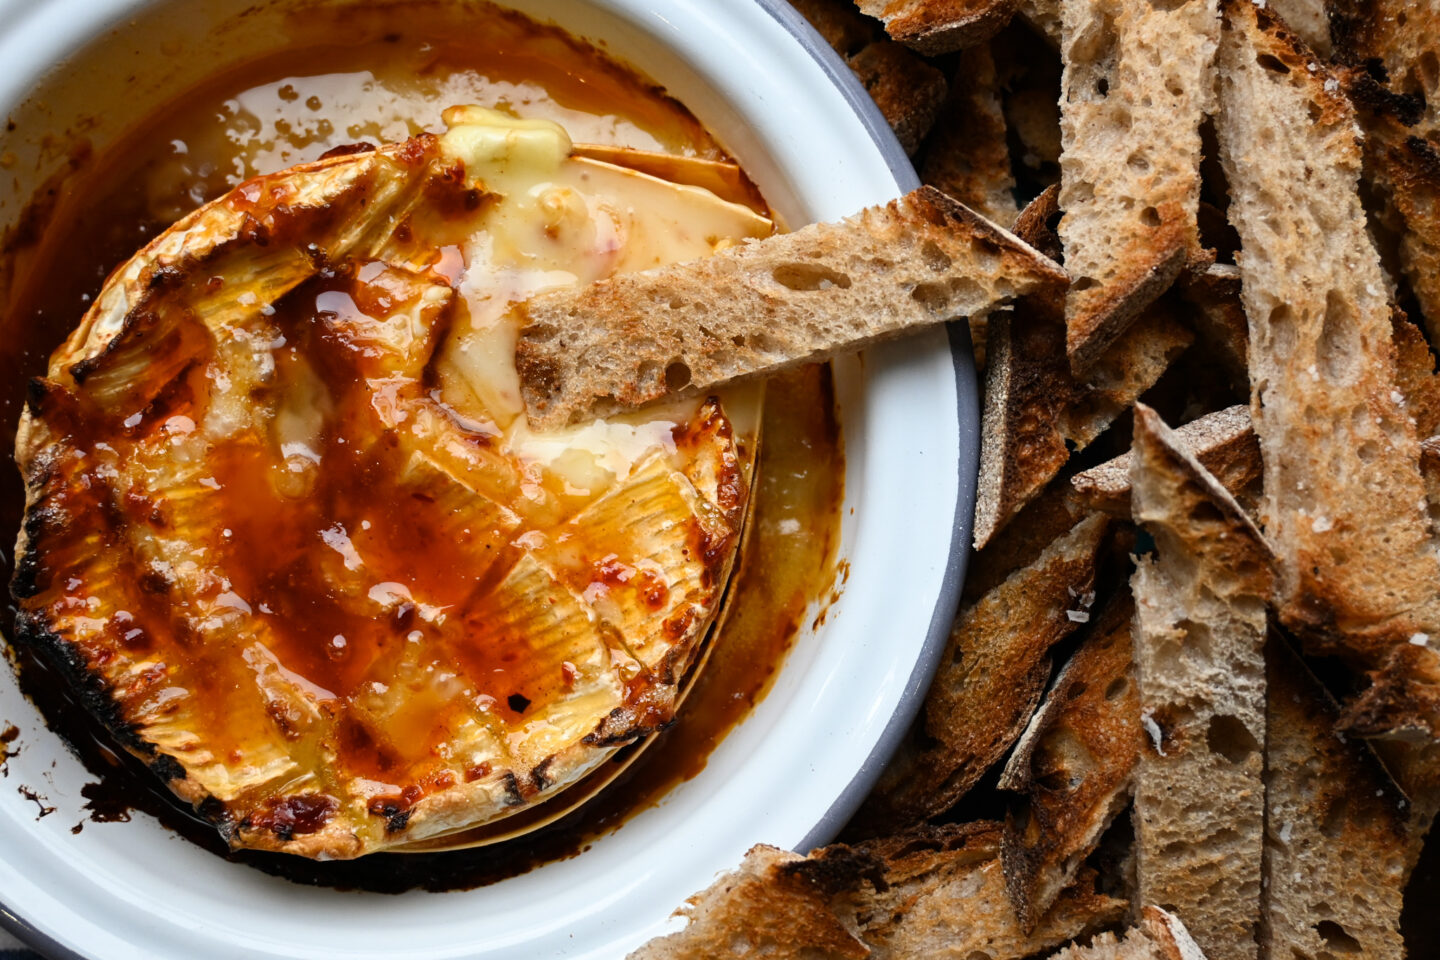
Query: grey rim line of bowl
0 4 979 958
751 0 978 855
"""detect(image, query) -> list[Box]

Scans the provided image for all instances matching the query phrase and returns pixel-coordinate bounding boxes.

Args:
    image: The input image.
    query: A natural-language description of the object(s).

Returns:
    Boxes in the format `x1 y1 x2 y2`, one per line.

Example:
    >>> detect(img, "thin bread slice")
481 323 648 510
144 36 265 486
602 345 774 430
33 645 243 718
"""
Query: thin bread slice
963 479 1086 602
1129 404 1273 960
1214 0 1440 689
786 0 879 56
972 188 1192 549
921 43 1019 226
1261 636 1410 960
921 42 1020 370
999 590 1142 932
1392 307 1440 439
1043 905 1209 960
1331 0 1440 339
851 822 1128 958
858 512 1110 829
516 185 1066 429
848 40 949 155
856 0 1019 55
626 844 877 960
1057 0 1220 375
1069 405 1260 518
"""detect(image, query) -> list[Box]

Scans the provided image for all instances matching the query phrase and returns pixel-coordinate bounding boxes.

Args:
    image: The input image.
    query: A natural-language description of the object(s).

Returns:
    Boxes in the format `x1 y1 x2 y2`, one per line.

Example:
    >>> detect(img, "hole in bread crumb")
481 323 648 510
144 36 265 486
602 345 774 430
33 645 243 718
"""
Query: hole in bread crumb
731 335 746 348
1139 206 1161 228
1067 680 1089 700
1315 921 1363 953
1127 152 1150 172
524 322 558 342
1357 441 1379 463
1207 714 1259 763
771 263 852 291
1307 99 1324 122
1257 54 1291 75
1267 304 1297 359
920 240 953 273
1319 291 1361 384
664 361 691 392
1104 677 1128 700
1095 77 1110 97
911 282 951 314
1073 277 1099 292
1419 51 1439 92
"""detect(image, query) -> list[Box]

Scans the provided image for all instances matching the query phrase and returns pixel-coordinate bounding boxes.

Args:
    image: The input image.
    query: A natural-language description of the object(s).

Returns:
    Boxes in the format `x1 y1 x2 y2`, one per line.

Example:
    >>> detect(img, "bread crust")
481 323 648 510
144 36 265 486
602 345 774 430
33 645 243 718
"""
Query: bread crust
972 189 1191 549
1215 0 1440 709
1069 405 1260 518
858 0 1020 55
1261 636 1410 960
517 185 1067 430
857 513 1110 830
1057 0 1220 375
1000 591 1141 932
1129 404 1273 960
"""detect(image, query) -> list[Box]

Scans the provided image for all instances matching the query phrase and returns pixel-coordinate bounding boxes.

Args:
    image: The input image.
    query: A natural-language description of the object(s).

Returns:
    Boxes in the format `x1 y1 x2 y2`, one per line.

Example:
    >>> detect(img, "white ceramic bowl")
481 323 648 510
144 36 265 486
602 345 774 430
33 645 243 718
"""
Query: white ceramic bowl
0 2 978 957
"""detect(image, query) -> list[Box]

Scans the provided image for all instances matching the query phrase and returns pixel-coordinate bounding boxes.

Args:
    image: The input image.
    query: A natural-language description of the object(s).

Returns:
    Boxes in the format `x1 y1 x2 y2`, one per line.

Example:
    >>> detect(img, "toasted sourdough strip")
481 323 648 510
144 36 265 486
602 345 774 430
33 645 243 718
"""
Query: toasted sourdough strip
629 824 1125 960
848 40 949 156
1262 637 1410 960
1129 405 1273 960
516 185 1067 429
1072 308 1440 520
851 822 1127 958
857 512 1109 829
972 187 1192 549
973 292 1191 549
1070 405 1259 518
1044 906 1209 960
857 0 1019 55
1331 0 1440 341
786 0 879 55
1214 0 1440 706
1057 0 1219 375
964 478 1086 602
627 844 876 960
999 591 1142 931
921 43 1019 370
1337 313 1440 739
921 44 1018 226
784 0 949 157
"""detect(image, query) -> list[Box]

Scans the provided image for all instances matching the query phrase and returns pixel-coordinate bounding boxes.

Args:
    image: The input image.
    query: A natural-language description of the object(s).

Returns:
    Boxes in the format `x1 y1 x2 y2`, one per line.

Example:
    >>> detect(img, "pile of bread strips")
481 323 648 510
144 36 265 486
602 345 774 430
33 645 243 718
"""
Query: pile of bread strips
519 0 1440 955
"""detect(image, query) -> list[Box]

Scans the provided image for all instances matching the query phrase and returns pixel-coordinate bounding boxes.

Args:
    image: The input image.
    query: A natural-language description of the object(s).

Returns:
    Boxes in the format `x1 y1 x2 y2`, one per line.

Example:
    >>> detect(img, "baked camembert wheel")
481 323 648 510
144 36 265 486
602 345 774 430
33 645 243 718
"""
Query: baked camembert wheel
11 108 768 858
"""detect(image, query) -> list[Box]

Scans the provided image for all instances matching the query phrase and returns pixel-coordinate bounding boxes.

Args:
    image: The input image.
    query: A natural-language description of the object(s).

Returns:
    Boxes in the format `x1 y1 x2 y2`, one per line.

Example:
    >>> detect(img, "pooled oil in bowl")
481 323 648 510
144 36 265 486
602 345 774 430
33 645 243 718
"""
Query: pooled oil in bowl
0 0 845 887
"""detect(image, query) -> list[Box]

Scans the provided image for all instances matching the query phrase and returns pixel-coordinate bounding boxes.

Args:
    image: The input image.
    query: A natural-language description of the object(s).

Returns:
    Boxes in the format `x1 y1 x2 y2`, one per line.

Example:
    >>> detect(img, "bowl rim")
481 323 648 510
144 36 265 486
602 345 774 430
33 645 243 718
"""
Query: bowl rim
0 1 978 956
752 0 977 855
